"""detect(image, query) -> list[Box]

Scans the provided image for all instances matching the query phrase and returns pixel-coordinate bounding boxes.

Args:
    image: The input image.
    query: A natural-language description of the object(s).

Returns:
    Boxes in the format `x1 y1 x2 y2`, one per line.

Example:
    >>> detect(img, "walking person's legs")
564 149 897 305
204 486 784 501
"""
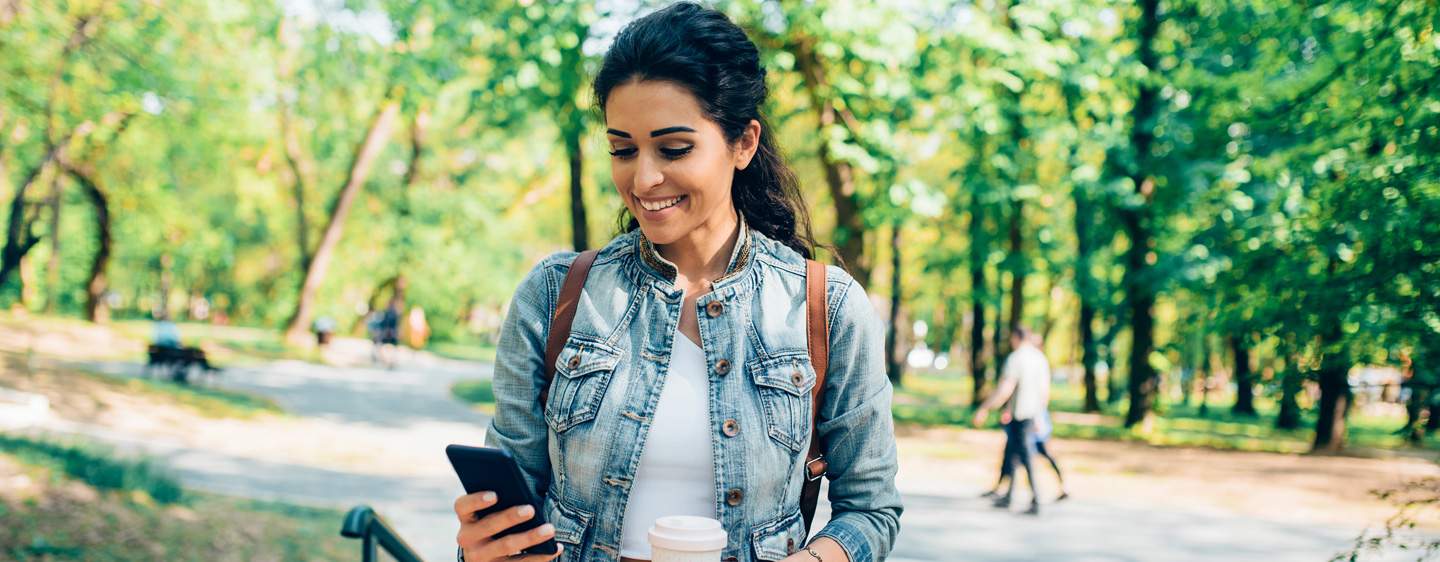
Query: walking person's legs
1002 418 1041 514
1035 440 1069 501
997 420 1037 509
984 420 1016 501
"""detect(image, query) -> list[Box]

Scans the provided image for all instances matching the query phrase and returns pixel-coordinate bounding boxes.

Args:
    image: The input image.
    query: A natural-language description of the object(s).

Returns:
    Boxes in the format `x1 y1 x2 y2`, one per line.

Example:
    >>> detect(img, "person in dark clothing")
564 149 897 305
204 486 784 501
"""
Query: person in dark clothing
973 326 1053 515
981 408 1069 503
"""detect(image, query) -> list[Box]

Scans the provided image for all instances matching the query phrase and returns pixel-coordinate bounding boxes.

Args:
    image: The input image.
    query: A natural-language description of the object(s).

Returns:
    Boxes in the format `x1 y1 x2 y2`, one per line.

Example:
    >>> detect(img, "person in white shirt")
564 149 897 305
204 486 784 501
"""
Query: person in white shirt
972 325 1052 515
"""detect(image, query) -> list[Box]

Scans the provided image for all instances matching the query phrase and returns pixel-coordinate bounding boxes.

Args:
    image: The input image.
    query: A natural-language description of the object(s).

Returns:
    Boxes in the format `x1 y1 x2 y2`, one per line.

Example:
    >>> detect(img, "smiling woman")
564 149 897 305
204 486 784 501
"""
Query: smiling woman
456 4 902 562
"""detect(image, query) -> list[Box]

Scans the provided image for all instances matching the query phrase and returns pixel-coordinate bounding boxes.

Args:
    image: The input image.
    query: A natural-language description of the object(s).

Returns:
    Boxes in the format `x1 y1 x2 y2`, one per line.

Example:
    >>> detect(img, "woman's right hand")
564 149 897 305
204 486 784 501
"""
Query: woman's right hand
455 492 564 561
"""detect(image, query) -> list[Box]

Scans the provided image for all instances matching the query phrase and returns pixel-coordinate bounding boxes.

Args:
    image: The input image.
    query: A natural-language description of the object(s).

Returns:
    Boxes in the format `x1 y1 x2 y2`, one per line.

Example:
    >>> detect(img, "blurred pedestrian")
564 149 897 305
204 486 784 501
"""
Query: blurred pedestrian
153 314 181 349
373 298 401 368
406 306 429 349
313 315 336 346
981 408 1069 503
973 324 1052 515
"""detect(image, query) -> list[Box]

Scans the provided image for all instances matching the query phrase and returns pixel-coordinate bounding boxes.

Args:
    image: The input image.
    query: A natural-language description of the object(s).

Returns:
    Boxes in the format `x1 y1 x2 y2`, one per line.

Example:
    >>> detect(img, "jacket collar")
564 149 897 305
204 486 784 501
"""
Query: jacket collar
635 215 752 286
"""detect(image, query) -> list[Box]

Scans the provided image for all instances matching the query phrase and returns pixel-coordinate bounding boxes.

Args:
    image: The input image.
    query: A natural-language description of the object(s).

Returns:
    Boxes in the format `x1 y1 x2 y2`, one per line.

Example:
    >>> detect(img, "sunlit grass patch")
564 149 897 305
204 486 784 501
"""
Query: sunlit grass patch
451 379 496 416
0 438 351 561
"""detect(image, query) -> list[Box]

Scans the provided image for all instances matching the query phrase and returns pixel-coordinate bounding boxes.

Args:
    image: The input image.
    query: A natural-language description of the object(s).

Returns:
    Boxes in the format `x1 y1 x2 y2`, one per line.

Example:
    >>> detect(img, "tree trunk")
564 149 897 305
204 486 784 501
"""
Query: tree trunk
1312 324 1352 453
1123 0 1161 429
44 172 62 314
284 100 401 346
991 267 1007 380
1198 334 1213 417
885 225 904 385
790 37 868 286
1007 200 1026 335
1232 335 1258 416
280 108 314 271
0 144 63 291
1080 301 1100 412
969 192 988 405
1276 373 1304 429
63 164 111 324
1075 190 1101 412
567 131 589 252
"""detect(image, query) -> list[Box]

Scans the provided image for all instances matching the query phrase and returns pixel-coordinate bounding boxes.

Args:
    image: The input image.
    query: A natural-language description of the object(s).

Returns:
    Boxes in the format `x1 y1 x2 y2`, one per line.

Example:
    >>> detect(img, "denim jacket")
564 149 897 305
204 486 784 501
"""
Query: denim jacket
486 222 902 562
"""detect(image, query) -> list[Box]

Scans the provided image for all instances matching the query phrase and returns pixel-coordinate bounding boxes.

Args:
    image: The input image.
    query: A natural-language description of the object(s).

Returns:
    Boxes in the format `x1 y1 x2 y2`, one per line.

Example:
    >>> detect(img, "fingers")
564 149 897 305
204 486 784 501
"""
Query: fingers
490 522 556 558
454 491 498 521
473 504 538 540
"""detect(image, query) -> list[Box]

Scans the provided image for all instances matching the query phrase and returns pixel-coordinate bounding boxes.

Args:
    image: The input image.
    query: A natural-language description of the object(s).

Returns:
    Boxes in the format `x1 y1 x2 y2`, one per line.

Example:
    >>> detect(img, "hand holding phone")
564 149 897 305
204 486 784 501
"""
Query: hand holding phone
449 445 564 561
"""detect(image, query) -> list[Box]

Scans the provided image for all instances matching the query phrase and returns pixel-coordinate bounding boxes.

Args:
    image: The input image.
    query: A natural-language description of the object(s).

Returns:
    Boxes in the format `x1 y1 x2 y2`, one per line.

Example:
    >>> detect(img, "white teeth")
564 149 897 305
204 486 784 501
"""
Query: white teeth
640 196 683 211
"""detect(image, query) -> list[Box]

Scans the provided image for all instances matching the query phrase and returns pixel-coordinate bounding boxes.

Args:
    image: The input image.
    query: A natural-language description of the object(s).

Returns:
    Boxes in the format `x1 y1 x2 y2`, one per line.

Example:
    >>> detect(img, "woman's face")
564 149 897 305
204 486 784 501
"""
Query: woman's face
605 80 758 246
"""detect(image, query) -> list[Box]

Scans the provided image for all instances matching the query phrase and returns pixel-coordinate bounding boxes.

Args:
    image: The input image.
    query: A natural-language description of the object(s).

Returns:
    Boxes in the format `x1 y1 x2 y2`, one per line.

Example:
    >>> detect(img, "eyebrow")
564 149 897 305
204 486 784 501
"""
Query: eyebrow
605 126 697 139
650 126 695 137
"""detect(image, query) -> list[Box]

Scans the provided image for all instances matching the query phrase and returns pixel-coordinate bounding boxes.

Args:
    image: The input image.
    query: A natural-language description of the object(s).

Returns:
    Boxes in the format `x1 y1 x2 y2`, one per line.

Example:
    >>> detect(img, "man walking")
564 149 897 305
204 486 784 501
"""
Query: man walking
973 324 1052 515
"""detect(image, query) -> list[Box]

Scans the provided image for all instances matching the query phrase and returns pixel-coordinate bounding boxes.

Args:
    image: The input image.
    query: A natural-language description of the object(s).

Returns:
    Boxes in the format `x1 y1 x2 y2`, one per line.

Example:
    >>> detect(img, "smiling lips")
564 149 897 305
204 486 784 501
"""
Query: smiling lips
639 195 686 211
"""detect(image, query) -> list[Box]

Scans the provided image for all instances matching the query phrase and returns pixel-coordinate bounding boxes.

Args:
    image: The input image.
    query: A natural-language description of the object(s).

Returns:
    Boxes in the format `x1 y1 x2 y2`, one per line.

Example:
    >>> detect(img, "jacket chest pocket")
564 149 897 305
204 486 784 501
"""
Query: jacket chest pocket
747 352 817 452
546 338 622 433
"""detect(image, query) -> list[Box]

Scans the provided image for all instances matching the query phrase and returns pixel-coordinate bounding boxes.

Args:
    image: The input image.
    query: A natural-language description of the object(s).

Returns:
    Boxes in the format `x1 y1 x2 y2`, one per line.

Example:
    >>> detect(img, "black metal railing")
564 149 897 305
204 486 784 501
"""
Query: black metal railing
340 504 427 562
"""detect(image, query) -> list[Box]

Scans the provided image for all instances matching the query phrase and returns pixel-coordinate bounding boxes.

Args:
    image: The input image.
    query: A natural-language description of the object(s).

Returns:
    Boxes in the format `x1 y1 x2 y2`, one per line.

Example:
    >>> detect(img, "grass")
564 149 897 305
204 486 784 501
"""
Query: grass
893 371 1430 454
451 379 496 416
0 433 183 504
428 341 498 362
118 375 287 419
0 434 352 561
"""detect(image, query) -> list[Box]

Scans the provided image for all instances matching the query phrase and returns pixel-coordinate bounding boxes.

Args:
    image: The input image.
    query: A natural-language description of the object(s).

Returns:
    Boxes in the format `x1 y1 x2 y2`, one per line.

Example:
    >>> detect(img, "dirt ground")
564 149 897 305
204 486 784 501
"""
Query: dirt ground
4 314 1438 535
896 424 1440 532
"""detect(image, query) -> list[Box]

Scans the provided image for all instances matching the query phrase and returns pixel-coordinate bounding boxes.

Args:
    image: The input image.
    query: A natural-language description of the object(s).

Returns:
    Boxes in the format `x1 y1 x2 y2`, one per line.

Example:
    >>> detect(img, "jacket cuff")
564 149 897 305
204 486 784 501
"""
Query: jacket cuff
811 516 875 562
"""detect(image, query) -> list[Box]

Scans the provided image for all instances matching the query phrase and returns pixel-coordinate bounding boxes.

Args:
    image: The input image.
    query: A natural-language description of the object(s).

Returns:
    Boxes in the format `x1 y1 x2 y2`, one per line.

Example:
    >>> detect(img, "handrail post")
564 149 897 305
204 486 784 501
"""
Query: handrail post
340 504 427 562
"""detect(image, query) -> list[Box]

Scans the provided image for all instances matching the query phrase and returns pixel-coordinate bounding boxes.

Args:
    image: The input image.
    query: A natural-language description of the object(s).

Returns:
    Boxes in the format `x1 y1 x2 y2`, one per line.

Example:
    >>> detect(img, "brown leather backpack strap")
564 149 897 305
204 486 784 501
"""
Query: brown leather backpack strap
801 259 830 533
540 250 599 404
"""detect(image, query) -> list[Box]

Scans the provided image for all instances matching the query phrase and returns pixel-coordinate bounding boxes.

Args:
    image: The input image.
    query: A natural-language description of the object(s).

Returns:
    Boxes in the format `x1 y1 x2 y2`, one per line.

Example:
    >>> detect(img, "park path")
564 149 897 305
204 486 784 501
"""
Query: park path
47 342 1410 562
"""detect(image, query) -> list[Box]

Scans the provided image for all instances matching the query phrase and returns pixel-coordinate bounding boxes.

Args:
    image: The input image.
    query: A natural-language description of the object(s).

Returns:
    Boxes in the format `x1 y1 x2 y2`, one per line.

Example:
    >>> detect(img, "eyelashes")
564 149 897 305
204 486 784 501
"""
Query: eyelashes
608 146 694 161
659 146 693 159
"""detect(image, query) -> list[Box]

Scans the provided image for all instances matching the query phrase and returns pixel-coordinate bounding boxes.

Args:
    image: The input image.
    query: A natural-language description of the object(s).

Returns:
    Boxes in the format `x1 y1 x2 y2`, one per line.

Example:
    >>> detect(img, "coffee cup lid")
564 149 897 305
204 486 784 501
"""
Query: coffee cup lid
648 515 727 552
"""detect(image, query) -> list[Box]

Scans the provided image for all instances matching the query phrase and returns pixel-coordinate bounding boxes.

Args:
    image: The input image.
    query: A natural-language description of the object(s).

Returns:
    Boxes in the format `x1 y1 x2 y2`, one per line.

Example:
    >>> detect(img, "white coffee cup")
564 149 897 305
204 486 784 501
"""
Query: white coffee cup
648 515 727 562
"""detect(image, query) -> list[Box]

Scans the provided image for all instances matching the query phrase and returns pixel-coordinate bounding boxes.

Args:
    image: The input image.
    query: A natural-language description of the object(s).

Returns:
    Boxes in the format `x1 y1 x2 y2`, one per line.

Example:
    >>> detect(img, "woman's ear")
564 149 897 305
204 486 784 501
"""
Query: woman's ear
734 119 761 170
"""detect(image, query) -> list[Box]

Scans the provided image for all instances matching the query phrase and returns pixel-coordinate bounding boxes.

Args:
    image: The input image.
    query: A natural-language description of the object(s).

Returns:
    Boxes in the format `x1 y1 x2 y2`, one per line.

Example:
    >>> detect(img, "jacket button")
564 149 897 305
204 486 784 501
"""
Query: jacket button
722 419 739 437
788 538 796 554
715 359 731 375
567 356 581 370
706 300 724 317
726 488 743 506
791 371 805 387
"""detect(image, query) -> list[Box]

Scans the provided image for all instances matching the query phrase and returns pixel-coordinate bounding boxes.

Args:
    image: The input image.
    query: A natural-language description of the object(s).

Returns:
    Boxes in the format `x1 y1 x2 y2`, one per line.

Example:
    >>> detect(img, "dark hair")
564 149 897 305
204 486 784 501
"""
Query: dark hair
1011 324 1036 343
593 2 822 260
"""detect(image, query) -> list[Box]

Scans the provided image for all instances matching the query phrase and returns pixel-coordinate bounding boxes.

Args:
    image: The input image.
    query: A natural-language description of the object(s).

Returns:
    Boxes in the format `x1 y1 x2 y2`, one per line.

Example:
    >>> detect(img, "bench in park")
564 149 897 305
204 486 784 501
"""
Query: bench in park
145 345 219 383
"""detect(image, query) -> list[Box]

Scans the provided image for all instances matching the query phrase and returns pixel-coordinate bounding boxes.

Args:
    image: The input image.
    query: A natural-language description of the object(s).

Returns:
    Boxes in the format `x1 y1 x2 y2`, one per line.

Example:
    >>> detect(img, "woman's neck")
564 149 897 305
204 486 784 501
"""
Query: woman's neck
655 209 741 286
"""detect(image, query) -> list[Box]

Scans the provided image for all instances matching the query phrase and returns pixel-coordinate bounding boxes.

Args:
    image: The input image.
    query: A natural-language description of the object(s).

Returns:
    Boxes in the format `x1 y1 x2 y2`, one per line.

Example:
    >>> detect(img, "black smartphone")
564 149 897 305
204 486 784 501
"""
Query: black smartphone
446 444 559 555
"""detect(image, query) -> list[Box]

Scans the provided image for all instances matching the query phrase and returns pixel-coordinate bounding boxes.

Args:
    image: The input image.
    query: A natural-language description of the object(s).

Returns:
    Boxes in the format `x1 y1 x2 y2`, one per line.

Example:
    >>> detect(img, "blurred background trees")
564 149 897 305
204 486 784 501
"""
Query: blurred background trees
1 0 1436 453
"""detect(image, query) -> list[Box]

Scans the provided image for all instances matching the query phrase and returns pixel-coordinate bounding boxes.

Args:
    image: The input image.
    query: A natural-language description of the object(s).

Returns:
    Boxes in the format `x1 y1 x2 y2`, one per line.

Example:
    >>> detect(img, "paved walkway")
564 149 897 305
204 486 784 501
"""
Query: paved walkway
54 352 1409 562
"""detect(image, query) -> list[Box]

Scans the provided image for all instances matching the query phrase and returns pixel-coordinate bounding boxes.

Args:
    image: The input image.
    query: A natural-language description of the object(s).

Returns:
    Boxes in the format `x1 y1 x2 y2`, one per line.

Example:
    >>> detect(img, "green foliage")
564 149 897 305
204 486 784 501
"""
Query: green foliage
0 433 183 504
1 0 1436 447
451 378 495 415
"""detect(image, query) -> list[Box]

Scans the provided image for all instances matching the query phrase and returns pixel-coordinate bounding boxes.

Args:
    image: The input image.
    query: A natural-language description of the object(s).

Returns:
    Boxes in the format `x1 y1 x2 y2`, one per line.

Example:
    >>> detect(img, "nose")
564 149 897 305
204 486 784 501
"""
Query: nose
633 154 664 192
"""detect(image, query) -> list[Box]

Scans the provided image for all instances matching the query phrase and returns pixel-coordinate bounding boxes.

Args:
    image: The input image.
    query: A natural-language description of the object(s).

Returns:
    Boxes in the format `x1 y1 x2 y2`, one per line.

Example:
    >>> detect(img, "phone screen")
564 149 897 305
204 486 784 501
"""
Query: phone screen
446 444 559 555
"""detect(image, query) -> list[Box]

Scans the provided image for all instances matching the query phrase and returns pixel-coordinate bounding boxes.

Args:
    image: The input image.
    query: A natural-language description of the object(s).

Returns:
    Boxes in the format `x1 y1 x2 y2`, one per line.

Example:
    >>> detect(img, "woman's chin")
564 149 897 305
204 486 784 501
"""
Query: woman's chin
637 223 681 245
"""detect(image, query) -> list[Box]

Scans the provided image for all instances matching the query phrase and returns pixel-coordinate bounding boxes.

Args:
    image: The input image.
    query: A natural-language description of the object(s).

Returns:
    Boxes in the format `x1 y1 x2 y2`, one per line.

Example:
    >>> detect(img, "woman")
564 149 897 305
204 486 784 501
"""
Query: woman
454 4 901 562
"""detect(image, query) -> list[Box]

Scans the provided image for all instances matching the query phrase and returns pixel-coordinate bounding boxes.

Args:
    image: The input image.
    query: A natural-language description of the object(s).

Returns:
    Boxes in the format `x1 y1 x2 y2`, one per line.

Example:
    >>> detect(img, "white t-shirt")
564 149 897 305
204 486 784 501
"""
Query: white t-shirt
619 334 716 558
1000 344 1051 421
